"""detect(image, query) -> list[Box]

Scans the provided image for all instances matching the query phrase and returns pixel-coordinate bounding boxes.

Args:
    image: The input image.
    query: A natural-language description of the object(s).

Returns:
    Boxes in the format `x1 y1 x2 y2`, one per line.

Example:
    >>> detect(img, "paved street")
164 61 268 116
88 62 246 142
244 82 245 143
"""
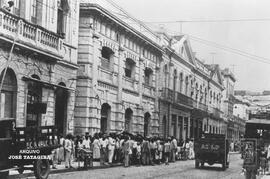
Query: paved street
44 153 244 179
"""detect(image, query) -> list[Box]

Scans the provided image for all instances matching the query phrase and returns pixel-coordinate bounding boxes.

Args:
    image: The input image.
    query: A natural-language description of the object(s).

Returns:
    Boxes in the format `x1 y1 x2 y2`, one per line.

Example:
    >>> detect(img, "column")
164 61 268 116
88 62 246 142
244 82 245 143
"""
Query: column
188 117 191 138
139 57 144 105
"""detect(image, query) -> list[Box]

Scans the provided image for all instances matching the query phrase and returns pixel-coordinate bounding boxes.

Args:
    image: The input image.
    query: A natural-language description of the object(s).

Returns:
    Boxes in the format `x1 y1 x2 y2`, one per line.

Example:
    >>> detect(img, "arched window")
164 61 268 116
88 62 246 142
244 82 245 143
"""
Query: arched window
144 112 151 137
144 67 153 86
125 108 133 132
164 64 168 88
195 83 198 100
101 103 111 133
173 69 177 91
125 58 135 78
179 73 183 93
101 46 114 70
210 91 212 104
185 76 189 95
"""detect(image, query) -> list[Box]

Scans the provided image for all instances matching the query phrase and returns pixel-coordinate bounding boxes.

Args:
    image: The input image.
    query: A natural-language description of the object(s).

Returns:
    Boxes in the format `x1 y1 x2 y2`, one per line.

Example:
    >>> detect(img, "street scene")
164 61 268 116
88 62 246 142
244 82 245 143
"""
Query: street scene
0 0 270 179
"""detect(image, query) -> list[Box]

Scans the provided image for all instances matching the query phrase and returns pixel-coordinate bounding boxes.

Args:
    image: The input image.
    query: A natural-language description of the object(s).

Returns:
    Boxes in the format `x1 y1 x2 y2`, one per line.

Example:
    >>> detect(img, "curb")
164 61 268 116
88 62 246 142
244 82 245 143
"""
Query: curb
8 163 123 179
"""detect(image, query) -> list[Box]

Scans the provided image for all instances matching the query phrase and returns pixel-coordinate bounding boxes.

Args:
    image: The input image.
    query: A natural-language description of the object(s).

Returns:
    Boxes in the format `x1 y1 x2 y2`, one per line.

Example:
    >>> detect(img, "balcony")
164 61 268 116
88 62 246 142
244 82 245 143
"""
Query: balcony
208 106 223 119
193 100 208 112
176 91 193 108
160 88 174 102
0 9 63 59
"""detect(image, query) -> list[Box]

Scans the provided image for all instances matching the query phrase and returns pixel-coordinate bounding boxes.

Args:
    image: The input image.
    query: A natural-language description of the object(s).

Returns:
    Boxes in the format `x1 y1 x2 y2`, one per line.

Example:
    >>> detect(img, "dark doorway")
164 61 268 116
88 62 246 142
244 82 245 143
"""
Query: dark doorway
101 103 111 133
55 83 68 135
125 108 133 132
26 75 42 127
144 112 151 137
0 68 17 138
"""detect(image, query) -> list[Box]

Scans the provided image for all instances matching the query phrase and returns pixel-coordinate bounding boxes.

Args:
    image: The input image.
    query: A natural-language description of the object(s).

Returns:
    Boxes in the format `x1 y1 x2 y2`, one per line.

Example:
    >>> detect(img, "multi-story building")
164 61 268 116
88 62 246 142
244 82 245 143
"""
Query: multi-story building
157 33 225 140
75 1 228 139
75 2 162 136
221 68 236 141
0 0 79 138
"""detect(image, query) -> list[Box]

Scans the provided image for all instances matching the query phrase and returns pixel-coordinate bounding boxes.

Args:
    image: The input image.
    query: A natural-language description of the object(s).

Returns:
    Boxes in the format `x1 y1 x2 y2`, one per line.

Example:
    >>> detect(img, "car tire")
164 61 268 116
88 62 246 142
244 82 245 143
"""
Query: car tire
34 159 50 179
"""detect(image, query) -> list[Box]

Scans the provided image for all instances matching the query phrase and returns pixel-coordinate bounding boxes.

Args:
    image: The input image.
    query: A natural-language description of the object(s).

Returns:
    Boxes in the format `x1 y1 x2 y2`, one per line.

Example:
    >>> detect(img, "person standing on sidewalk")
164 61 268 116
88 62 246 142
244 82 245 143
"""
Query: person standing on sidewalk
64 134 73 168
123 136 130 167
100 135 106 166
171 137 177 162
108 134 116 165
164 138 170 165
92 135 100 160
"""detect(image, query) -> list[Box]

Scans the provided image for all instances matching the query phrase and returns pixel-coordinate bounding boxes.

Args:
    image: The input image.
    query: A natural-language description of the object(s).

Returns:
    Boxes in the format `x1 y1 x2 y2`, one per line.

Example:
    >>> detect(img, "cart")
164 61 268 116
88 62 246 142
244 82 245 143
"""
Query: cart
77 148 93 169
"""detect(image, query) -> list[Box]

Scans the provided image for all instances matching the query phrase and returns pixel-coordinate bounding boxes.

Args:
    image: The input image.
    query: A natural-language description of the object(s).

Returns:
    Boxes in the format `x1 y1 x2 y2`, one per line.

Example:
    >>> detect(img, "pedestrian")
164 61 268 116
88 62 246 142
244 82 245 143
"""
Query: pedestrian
189 139 195 159
164 138 170 165
141 138 150 165
171 136 177 162
64 134 73 168
58 134 65 164
82 135 91 149
150 138 157 165
108 133 116 165
100 135 107 166
113 137 120 163
92 135 101 160
185 139 190 160
136 141 142 166
123 136 130 167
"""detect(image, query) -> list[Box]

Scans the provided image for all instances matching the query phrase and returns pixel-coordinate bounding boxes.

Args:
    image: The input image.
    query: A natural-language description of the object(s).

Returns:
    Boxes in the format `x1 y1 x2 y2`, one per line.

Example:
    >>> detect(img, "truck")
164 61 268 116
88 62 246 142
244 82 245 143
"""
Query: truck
194 133 229 170
0 126 60 179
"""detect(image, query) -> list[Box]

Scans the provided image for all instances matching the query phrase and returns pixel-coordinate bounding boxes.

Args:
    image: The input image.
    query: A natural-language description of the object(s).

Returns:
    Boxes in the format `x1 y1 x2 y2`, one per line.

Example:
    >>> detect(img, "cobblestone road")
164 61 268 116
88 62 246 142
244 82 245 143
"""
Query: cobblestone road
45 153 245 179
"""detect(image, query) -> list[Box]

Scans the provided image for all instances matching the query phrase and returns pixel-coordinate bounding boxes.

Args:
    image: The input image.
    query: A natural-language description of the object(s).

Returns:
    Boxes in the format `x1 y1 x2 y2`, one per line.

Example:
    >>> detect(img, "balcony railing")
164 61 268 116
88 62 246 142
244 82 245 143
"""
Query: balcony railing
0 9 63 57
208 106 223 118
193 100 208 111
176 91 193 108
161 88 174 101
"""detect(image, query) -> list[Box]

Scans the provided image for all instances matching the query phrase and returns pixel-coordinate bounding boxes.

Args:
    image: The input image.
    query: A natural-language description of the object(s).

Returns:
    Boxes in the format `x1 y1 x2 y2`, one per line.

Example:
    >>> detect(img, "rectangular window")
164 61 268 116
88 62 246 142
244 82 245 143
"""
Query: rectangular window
31 0 37 24
13 0 20 16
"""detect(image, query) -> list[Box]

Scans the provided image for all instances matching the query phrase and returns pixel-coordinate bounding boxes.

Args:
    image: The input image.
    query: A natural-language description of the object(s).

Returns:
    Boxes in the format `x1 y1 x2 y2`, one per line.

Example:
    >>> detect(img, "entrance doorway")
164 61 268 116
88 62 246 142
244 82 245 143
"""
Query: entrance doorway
101 103 111 133
0 68 17 138
55 83 68 135
144 112 151 137
125 108 133 132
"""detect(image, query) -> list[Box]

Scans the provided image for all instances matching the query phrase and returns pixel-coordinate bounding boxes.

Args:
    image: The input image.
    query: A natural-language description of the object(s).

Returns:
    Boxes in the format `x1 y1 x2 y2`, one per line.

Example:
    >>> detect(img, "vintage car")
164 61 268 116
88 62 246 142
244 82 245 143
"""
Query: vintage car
194 133 229 170
0 126 60 179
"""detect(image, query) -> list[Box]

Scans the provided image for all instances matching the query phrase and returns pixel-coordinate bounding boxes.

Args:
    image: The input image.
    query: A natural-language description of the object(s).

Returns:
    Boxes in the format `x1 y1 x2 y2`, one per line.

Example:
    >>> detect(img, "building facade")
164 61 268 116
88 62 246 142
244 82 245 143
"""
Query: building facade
157 33 225 140
75 3 162 136
221 68 236 141
0 0 79 138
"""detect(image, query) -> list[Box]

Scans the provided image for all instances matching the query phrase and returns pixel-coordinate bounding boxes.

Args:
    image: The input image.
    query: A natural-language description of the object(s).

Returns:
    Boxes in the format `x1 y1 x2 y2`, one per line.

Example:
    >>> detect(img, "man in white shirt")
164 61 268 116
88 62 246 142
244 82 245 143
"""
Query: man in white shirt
108 134 116 165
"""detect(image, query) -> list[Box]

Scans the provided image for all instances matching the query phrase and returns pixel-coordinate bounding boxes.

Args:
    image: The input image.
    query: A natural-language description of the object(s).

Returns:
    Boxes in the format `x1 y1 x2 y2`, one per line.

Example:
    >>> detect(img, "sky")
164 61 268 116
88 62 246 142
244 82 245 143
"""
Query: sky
111 0 270 92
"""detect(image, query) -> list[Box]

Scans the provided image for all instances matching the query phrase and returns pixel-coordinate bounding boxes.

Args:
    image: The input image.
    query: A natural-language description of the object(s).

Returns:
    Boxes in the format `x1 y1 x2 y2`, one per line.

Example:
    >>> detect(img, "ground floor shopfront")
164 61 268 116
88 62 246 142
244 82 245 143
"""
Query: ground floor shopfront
0 47 77 138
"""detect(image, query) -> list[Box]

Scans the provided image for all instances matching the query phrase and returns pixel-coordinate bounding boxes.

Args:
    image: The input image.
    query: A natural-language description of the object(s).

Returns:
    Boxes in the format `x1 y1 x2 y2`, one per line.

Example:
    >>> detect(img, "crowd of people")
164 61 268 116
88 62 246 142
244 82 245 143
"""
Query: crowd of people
51 132 195 169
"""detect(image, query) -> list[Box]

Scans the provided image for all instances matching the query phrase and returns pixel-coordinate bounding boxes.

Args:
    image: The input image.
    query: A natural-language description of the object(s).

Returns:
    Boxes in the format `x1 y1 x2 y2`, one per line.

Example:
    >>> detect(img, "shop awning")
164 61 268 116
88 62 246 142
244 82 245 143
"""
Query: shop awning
22 76 75 91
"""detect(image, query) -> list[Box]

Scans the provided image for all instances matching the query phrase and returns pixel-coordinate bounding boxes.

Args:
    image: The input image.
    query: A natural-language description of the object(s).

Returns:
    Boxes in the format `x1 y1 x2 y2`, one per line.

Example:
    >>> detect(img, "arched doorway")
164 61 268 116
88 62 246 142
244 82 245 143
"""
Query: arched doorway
144 112 151 137
125 108 133 132
26 74 42 127
101 103 111 133
55 82 68 135
163 116 167 138
0 68 17 138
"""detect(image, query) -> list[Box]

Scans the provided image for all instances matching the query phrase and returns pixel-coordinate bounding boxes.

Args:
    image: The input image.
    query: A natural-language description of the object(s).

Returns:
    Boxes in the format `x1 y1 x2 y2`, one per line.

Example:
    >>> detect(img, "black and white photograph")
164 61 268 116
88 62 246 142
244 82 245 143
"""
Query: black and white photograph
0 0 270 178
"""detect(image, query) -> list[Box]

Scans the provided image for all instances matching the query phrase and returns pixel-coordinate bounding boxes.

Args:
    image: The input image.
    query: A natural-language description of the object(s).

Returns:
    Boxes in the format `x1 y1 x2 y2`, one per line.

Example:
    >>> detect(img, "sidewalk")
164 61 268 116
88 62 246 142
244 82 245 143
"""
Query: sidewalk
9 161 123 179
